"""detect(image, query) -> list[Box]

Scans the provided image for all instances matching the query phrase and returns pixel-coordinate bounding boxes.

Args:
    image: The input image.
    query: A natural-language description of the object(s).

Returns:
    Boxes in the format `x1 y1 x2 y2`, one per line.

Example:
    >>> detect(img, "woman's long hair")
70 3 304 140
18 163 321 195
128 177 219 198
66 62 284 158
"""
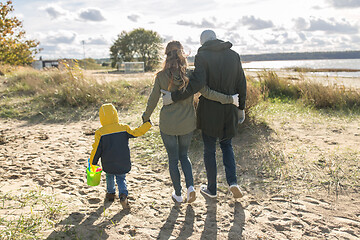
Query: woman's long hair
161 41 189 91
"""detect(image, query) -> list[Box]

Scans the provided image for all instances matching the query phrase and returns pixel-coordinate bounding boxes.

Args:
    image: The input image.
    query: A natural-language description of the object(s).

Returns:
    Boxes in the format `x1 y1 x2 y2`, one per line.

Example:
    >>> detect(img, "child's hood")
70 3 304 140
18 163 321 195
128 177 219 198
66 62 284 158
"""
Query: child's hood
99 104 119 126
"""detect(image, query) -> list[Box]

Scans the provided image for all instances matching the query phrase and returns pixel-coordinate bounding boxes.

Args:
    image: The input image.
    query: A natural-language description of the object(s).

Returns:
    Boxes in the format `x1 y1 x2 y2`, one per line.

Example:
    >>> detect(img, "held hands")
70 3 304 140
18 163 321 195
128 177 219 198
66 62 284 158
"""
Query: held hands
142 116 151 125
238 109 245 124
160 89 174 106
232 94 239 107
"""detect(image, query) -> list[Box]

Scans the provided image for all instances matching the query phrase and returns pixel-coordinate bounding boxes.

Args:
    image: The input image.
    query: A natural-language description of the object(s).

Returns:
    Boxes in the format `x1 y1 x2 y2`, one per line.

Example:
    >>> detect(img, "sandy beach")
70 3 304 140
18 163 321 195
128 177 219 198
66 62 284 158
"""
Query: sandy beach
1 70 360 239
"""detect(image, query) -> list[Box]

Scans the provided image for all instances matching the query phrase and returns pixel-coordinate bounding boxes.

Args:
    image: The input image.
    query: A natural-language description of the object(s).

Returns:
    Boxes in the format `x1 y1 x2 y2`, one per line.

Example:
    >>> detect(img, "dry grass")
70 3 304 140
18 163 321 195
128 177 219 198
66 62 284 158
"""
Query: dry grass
258 70 360 110
0 63 153 121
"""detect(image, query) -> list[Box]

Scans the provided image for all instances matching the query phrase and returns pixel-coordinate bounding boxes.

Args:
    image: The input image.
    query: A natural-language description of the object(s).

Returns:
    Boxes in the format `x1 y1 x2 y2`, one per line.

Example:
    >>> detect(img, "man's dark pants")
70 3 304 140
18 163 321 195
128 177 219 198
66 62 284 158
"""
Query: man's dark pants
202 131 238 195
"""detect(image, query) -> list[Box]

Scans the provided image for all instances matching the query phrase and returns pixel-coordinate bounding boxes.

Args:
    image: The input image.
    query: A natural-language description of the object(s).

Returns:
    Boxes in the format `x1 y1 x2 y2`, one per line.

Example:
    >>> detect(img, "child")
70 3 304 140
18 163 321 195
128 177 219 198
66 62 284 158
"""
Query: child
90 103 151 208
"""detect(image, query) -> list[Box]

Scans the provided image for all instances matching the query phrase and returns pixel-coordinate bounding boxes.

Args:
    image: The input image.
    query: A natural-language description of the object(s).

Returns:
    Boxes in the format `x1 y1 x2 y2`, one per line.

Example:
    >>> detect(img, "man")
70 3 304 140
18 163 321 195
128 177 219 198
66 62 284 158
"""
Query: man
162 30 247 199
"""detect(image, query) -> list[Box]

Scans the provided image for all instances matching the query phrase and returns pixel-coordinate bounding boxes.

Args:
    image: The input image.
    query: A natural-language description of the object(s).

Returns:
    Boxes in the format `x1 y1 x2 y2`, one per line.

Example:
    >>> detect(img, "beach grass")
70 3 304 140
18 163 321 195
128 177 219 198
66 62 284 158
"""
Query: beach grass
0 63 153 121
258 70 360 111
0 188 64 240
1 66 359 122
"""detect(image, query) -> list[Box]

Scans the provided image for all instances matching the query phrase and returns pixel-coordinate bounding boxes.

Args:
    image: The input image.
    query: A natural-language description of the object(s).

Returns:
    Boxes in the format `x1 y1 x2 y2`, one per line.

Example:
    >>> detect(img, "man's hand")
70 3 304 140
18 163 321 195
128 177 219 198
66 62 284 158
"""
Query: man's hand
238 109 245 124
232 94 239 107
161 89 174 106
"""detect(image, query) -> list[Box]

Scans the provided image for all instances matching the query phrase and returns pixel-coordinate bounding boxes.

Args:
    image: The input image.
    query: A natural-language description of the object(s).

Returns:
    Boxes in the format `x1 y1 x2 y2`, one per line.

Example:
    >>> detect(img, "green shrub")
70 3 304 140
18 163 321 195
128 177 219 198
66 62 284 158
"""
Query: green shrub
258 70 300 99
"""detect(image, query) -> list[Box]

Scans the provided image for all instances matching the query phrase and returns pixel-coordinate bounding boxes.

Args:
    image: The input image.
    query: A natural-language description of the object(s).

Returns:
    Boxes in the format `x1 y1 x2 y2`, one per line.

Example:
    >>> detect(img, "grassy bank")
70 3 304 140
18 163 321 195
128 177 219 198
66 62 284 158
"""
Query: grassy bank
0 63 152 121
1 65 359 122
258 70 360 111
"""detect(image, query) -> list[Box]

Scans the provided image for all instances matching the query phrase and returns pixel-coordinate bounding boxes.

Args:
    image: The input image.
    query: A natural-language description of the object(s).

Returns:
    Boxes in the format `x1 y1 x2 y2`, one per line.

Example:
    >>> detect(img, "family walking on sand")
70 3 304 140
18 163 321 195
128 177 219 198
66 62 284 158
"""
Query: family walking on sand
89 29 247 207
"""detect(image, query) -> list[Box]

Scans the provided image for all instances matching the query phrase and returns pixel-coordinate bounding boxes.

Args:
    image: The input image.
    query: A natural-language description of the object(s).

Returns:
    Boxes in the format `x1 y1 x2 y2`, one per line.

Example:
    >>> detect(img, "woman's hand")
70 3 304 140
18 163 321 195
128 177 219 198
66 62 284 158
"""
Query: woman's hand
161 89 174 106
232 94 239 107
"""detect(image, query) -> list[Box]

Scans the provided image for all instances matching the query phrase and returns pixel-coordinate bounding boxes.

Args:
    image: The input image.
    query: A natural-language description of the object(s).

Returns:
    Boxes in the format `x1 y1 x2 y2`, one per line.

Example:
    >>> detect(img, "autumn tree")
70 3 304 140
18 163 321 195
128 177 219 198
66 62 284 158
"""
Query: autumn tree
110 28 162 71
0 1 40 65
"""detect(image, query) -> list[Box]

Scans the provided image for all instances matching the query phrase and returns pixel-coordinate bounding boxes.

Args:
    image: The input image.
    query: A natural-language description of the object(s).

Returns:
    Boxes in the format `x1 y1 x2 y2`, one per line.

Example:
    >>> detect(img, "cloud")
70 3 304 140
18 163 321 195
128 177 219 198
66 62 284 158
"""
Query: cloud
46 31 77 44
293 17 358 34
351 35 360 43
185 37 198 45
127 14 140 22
327 0 360 8
293 18 308 31
42 5 68 20
78 8 106 22
310 37 327 46
223 32 245 46
86 37 109 45
177 18 216 28
162 35 173 43
298 32 307 41
240 16 274 30
264 39 279 45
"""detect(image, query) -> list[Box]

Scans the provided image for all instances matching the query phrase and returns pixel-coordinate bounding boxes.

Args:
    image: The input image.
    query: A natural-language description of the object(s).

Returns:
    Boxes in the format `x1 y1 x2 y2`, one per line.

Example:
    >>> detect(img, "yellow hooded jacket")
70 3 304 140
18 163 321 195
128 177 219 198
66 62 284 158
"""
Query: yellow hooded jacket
90 104 151 174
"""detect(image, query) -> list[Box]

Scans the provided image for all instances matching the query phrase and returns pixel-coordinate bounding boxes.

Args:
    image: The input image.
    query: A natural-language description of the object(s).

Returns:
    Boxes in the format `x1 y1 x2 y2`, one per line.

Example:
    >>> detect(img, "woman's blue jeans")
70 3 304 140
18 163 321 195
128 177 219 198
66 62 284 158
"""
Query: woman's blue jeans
202 131 237 195
161 131 194 196
106 173 128 196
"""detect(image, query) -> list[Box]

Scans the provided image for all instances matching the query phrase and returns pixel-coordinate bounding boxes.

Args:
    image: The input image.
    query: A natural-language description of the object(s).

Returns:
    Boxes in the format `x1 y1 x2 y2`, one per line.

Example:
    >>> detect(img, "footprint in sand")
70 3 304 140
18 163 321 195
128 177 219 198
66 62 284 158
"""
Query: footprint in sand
88 198 101 204
55 170 65 175
56 184 68 190
8 175 20 179
78 190 88 196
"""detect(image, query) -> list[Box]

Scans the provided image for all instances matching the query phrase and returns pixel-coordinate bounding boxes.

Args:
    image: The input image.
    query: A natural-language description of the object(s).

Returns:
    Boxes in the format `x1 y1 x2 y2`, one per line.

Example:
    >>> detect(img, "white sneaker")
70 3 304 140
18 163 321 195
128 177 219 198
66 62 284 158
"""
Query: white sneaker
172 191 183 203
187 186 196 203
229 184 243 198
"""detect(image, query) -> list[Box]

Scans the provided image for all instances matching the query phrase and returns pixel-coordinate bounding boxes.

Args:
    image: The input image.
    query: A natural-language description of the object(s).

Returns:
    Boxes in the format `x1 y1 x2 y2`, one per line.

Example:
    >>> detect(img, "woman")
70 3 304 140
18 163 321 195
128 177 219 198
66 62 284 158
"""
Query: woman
142 41 234 203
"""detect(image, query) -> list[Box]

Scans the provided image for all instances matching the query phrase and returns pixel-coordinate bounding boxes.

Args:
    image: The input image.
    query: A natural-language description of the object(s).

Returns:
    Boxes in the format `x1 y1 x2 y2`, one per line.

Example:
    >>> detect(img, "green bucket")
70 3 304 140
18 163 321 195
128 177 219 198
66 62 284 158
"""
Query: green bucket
87 166 102 186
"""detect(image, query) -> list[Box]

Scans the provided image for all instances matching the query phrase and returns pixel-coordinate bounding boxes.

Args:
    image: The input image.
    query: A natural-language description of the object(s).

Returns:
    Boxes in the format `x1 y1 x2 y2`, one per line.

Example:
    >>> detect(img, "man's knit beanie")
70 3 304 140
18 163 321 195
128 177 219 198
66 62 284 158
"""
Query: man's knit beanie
200 30 217 45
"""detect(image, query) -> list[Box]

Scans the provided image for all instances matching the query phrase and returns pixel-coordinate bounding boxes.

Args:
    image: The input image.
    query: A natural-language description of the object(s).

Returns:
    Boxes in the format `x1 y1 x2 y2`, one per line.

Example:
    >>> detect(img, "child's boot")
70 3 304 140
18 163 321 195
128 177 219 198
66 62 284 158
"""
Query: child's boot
105 192 115 202
120 193 130 209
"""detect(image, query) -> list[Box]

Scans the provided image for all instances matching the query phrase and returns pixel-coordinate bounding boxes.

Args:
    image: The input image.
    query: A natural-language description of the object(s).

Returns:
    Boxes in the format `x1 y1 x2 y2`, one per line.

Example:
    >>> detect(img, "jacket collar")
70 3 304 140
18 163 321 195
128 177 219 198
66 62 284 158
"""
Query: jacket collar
198 39 233 52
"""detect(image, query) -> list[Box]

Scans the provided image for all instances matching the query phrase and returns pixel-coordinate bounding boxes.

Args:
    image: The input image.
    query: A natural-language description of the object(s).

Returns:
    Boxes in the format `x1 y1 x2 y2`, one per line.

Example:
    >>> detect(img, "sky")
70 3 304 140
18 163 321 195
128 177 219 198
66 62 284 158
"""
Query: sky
11 0 360 60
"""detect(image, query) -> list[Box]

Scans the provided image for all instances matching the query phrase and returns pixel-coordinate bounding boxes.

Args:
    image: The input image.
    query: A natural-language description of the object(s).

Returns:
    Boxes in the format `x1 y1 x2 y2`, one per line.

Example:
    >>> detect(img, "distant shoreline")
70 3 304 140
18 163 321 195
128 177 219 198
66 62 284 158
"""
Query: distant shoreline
240 50 360 62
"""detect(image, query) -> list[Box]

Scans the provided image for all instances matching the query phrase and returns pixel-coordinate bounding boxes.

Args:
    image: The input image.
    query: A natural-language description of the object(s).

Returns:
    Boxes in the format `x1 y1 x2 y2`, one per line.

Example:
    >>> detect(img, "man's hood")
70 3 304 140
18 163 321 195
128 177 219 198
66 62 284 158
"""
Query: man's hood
198 39 232 52
99 103 119 126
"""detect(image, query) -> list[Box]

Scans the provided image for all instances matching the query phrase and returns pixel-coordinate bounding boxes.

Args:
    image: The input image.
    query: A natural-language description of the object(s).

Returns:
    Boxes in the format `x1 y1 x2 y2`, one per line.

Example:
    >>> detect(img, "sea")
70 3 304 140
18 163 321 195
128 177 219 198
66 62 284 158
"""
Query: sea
242 58 360 78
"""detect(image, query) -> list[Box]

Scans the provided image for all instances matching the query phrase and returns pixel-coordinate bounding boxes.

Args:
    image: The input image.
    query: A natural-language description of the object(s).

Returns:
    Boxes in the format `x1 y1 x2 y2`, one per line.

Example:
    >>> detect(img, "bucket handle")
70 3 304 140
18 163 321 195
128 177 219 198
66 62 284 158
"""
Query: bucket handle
88 158 96 172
